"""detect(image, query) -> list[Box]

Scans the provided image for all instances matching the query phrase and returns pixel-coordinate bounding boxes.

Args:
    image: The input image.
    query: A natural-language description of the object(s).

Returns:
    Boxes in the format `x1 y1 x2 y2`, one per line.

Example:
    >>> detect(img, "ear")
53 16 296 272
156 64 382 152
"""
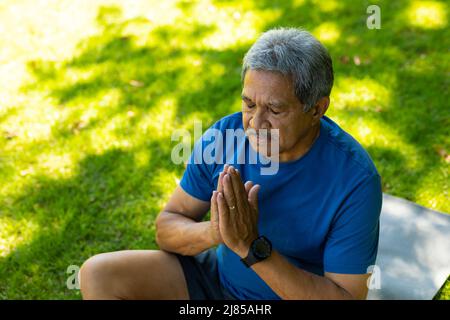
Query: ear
311 97 330 123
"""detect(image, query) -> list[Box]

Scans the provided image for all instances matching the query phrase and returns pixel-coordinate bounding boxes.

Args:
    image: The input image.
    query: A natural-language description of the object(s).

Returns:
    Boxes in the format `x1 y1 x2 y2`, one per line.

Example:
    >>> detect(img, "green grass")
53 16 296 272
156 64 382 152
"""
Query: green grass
0 0 448 299
434 275 450 300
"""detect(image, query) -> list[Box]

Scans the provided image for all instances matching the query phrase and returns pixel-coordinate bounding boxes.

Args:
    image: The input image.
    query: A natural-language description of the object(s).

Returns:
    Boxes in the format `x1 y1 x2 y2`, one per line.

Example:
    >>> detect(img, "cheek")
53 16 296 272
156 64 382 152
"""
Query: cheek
274 120 298 145
268 118 283 137
242 111 257 130
242 114 250 130
276 128 288 146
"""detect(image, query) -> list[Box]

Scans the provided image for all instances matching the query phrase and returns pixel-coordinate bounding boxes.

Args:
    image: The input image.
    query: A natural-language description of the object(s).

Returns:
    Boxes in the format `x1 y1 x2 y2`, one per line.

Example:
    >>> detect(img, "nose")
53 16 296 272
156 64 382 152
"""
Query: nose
250 108 271 130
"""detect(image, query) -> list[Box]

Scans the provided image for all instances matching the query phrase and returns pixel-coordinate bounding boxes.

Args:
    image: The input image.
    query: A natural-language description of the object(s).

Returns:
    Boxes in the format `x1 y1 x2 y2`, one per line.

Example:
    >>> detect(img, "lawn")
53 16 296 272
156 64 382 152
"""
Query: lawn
0 0 448 299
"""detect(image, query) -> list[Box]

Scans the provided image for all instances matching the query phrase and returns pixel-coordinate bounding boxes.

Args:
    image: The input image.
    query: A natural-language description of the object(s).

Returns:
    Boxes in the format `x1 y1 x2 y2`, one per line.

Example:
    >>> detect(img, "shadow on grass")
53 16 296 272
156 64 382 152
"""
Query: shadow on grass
1 5 248 298
0 142 174 298
1 0 448 299
18 0 448 204
24 5 245 128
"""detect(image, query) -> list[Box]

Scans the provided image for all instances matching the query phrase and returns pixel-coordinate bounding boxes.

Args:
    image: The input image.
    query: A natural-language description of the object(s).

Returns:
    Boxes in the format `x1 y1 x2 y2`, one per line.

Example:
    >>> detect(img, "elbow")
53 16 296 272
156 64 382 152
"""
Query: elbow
155 230 163 249
154 211 179 253
155 211 167 249
340 287 365 300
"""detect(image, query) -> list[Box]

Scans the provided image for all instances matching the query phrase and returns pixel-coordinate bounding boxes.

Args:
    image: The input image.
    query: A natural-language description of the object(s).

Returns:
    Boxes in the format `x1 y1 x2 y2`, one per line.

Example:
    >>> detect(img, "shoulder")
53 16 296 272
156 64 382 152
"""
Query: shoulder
320 116 379 178
210 112 243 131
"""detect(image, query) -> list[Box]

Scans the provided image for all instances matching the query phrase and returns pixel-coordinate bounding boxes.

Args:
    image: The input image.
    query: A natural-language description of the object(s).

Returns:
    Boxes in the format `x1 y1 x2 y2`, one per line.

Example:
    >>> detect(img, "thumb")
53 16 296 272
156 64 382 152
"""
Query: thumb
248 184 260 212
210 191 219 222
244 181 254 195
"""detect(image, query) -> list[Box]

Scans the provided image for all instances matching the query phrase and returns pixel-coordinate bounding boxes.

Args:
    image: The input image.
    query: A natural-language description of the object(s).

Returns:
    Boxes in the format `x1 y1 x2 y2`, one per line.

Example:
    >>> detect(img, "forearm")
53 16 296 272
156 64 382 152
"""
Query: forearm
155 211 215 256
249 250 354 300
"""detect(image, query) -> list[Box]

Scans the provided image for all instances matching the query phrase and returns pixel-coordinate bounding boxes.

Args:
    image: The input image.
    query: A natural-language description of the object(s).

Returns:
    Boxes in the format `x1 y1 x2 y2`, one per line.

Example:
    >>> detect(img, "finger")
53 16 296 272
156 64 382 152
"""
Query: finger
211 191 221 243
217 171 225 192
248 185 260 227
248 184 260 212
229 167 252 229
244 181 254 195
217 165 230 192
229 166 245 194
223 174 238 232
217 192 231 236
228 166 248 210
223 174 237 208
210 191 219 224
232 166 241 180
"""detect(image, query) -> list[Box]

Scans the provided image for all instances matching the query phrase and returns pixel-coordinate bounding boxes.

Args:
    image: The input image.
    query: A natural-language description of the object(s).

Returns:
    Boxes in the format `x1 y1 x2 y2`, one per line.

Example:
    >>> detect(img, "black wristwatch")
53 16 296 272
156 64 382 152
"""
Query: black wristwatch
240 236 272 268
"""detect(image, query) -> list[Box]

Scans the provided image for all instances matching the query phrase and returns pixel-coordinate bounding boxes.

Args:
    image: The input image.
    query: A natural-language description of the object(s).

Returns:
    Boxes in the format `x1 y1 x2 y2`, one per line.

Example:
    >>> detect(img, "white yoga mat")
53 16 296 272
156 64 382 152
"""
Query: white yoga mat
367 193 450 300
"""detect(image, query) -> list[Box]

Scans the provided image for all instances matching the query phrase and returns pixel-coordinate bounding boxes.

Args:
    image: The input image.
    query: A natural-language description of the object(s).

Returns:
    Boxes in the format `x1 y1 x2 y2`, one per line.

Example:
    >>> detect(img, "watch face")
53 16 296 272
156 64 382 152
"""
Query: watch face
252 236 272 259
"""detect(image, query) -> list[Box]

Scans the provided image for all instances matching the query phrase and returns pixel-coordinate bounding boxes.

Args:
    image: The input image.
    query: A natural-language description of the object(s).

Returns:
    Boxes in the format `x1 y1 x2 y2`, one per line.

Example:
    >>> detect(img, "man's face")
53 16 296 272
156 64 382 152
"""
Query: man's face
241 69 315 160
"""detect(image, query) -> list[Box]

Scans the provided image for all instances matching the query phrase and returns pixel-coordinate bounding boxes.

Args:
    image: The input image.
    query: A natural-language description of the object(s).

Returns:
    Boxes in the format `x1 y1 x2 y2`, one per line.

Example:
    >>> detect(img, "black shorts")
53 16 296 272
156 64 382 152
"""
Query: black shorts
175 248 237 300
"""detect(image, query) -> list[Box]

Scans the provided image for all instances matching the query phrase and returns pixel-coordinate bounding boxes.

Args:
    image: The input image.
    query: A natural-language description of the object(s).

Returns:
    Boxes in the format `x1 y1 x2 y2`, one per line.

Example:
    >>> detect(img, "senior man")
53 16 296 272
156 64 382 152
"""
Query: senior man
80 28 382 300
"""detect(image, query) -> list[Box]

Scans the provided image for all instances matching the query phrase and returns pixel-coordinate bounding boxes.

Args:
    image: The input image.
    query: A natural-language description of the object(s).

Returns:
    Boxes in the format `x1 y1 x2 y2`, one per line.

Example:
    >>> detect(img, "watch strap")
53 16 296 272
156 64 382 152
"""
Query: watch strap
240 251 259 268
240 236 272 268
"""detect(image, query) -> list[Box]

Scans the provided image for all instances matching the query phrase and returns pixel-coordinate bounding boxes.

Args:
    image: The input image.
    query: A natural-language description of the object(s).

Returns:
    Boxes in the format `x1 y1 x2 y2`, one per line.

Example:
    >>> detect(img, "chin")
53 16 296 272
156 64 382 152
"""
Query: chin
249 137 279 159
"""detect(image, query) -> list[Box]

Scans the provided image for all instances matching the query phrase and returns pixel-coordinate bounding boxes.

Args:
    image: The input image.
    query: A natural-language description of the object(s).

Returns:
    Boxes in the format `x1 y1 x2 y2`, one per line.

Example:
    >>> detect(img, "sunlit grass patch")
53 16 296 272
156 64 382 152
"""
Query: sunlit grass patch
150 169 181 206
187 0 281 50
313 22 341 45
415 170 449 211
133 97 178 139
0 95 58 143
0 217 38 257
310 0 341 12
331 77 391 110
405 0 448 29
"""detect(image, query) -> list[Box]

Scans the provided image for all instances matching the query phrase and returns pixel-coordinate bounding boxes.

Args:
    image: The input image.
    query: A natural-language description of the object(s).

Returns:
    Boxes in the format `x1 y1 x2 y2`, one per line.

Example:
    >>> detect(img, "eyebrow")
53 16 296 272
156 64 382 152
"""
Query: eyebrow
241 94 286 108
268 101 285 108
241 94 253 102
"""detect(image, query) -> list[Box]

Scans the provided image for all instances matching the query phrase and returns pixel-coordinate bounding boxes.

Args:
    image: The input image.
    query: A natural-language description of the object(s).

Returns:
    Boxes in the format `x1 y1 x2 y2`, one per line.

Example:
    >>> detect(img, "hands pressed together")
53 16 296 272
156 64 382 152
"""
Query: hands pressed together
209 164 261 258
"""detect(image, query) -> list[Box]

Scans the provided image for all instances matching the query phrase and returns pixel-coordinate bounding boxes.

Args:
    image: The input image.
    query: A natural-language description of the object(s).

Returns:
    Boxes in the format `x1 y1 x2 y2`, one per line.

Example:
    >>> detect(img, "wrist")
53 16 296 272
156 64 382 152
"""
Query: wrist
202 221 219 247
239 235 272 267
234 239 256 258
236 245 250 259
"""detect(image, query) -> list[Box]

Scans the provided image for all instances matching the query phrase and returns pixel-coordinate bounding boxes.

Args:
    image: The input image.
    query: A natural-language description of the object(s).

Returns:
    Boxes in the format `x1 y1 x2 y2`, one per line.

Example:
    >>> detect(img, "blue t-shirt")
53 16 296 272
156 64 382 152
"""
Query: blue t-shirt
180 112 382 300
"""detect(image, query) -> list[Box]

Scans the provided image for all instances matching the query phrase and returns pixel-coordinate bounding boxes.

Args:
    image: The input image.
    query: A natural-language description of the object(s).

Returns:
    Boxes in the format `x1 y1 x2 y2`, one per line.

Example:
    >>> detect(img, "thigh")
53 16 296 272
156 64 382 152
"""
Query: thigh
80 250 189 300
177 248 235 300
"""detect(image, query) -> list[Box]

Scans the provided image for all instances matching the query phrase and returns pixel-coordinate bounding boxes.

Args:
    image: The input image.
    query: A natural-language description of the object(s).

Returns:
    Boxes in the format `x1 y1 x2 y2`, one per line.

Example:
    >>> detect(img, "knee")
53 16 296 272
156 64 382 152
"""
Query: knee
79 253 116 299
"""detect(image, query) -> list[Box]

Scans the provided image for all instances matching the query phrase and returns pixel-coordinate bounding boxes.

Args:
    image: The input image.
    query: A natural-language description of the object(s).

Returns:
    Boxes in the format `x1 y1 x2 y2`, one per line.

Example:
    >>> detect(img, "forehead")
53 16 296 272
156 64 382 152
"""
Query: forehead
242 69 295 103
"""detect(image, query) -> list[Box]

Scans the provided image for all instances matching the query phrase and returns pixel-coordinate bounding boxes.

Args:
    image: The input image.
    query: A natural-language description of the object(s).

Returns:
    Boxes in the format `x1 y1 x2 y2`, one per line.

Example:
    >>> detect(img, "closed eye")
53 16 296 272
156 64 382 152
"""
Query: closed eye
270 108 280 115
241 95 255 109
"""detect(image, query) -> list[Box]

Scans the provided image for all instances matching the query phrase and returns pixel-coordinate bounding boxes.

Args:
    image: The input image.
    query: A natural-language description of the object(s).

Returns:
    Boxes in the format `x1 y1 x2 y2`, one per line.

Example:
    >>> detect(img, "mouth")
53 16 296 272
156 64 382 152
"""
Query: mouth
246 128 271 140
251 134 272 148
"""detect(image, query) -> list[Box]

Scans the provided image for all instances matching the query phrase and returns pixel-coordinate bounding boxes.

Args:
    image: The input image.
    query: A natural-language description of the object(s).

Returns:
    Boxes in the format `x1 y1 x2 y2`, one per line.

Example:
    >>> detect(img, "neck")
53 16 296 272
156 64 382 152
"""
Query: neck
278 123 321 162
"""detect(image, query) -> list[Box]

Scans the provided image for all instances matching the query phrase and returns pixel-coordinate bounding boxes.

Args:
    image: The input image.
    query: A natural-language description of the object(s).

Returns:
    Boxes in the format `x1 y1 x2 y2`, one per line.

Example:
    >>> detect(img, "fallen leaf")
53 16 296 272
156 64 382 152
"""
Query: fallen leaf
340 56 350 64
4 130 18 139
434 146 449 162
129 80 144 87
70 121 87 134
20 169 33 176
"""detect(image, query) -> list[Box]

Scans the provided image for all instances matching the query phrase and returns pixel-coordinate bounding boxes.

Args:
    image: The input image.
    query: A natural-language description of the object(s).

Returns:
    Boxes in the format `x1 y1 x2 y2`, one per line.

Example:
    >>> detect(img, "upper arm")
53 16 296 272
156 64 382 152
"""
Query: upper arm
322 174 381 300
162 185 210 222
324 174 382 275
325 272 370 300
163 125 218 220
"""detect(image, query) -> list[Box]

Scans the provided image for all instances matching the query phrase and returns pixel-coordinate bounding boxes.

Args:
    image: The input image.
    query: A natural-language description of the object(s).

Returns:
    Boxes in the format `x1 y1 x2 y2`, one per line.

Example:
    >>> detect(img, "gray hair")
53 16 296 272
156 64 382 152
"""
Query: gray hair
241 27 334 112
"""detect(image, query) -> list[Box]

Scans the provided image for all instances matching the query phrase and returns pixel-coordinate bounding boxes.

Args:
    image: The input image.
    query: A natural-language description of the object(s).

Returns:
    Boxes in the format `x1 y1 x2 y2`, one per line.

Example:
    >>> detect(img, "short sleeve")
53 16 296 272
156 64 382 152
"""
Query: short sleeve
179 127 217 202
324 174 382 274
